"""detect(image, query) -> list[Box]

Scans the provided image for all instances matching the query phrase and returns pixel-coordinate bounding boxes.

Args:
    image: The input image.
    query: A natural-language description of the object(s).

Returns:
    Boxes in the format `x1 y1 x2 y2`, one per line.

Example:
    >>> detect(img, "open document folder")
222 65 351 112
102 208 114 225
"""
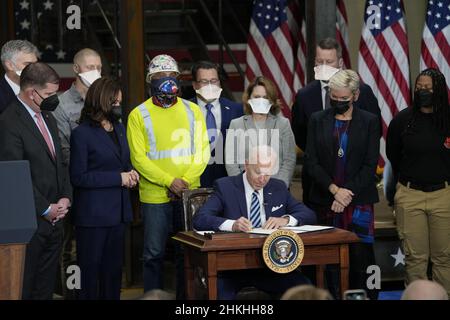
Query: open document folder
194 225 333 236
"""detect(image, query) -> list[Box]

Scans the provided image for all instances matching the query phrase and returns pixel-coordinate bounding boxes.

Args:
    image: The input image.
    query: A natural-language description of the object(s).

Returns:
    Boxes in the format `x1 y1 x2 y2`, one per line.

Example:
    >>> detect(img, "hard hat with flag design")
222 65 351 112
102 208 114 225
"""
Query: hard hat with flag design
146 54 180 83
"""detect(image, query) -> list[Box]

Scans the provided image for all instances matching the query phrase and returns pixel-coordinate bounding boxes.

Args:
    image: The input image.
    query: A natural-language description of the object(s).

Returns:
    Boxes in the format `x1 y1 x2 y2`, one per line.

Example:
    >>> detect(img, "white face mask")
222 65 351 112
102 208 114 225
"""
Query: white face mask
196 84 222 102
248 98 272 114
314 64 340 81
78 69 101 88
15 69 22 77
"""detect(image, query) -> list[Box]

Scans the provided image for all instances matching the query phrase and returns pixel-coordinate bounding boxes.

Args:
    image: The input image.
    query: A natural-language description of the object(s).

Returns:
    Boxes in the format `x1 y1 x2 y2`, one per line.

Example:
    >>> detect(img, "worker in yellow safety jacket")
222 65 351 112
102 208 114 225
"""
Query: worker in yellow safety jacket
127 54 210 298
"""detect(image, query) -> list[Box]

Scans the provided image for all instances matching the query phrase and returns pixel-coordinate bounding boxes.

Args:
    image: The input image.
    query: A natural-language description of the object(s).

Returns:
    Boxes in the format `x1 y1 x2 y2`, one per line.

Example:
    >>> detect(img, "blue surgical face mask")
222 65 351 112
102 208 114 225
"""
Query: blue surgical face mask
150 77 179 108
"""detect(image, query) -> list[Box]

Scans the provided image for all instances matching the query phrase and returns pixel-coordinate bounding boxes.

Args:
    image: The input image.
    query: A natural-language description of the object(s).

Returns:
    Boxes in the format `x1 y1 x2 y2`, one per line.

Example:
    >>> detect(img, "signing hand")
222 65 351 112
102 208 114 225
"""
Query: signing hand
263 217 290 230
232 217 253 232
334 188 354 207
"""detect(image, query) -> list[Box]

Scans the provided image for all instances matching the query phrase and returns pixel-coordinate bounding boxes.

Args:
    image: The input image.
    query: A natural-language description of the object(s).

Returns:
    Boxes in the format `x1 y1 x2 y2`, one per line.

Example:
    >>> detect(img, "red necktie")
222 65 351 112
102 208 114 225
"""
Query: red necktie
35 113 55 159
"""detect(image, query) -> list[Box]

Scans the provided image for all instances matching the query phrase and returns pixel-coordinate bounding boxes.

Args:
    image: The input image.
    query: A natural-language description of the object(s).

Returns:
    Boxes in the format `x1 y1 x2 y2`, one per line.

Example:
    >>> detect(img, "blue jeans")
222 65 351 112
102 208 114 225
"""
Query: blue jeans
142 201 185 299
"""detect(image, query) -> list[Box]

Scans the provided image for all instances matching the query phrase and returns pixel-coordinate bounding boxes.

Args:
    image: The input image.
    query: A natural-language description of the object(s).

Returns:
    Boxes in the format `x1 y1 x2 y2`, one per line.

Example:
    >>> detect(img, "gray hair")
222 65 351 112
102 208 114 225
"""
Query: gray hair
1 40 39 66
329 69 360 94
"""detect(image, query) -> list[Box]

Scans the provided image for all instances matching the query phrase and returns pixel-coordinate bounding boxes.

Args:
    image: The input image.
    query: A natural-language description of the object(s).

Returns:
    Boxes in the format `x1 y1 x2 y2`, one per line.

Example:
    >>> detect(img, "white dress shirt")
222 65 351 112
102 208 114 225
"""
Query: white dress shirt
4 74 20 95
219 173 298 231
197 98 222 132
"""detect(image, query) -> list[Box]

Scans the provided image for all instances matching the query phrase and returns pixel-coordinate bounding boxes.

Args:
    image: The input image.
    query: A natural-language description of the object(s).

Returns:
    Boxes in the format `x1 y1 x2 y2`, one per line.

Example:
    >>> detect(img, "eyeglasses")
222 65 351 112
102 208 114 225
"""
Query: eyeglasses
196 79 220 85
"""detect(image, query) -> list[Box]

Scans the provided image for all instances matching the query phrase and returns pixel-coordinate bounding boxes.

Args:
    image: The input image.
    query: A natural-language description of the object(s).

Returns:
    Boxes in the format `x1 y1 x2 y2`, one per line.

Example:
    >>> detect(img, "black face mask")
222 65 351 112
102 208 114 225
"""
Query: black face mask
330 98 351 115
34 90 60 112
107 105 122 122
415 89 433 108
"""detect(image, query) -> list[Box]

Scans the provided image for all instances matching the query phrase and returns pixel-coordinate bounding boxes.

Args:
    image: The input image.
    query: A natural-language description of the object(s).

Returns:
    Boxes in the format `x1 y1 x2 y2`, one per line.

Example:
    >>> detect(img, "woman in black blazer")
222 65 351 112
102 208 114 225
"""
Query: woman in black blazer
305 69 380 299
70 77 139 300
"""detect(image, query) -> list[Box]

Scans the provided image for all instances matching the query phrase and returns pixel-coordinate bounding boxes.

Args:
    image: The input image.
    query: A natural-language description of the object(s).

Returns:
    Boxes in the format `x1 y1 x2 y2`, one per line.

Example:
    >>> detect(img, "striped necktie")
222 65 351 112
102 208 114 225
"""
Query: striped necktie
249 191 262 228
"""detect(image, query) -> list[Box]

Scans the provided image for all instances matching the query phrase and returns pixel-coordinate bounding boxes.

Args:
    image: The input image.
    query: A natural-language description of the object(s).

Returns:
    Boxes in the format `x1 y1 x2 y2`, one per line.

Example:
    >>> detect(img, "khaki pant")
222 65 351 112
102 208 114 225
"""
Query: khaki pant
395 182 450 296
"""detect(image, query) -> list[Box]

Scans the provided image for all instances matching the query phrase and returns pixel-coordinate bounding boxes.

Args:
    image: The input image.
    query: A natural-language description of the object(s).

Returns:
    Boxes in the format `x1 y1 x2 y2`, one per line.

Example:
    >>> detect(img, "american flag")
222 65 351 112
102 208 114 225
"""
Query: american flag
420 0 450 102
245 0 306 117
14 0 83 63
358 0 411 163
336 0 351 69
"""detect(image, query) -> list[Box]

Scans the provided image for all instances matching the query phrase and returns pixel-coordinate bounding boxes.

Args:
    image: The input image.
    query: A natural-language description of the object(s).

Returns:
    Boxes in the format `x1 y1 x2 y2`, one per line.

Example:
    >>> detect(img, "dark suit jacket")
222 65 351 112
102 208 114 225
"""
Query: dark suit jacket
192 96 243 187
304 107 380 207
193 174 316 231
70 121 133 227
0 76 16 114
0 98 72 220
291 80 381 150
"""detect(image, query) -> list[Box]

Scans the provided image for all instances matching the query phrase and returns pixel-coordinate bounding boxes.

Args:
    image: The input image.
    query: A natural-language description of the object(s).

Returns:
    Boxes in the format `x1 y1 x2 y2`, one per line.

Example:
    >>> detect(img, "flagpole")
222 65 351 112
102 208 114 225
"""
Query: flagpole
305 0 316 83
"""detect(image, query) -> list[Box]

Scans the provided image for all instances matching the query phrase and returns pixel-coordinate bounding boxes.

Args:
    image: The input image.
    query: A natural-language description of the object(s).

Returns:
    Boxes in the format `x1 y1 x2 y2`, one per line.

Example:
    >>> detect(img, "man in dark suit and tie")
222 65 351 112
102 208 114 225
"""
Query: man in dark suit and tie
193 145 316 299
0 62 72 300
0 40 38 114
191 61 243 188
291 38 381 207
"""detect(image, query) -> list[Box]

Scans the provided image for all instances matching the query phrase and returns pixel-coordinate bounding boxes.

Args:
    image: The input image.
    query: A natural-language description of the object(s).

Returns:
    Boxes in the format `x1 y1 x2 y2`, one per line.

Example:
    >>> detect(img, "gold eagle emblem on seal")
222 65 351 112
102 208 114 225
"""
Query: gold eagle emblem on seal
262 230 304 273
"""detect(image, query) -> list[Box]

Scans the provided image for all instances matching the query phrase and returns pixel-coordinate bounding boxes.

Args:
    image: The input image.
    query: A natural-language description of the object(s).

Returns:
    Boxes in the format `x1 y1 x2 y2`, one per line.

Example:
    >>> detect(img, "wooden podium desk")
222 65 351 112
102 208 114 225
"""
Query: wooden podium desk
173 228 359 300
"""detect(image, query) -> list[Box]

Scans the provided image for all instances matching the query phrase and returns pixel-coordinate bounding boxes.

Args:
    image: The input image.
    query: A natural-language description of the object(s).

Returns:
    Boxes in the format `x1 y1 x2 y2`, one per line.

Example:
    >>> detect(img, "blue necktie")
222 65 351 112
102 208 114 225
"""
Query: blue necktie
205 103 217 144
249 191 262 228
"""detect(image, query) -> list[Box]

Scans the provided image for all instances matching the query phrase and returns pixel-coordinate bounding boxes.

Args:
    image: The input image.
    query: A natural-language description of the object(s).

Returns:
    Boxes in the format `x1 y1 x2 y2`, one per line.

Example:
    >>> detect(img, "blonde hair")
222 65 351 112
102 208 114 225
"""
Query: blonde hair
329 69 360 94
281 285 334 300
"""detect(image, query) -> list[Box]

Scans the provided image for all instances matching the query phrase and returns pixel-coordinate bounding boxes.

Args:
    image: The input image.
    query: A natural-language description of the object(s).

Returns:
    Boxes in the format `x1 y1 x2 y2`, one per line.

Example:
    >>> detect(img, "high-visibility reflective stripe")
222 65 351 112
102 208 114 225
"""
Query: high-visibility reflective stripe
183 99 195 155
138 104 157 159
138 99 195 160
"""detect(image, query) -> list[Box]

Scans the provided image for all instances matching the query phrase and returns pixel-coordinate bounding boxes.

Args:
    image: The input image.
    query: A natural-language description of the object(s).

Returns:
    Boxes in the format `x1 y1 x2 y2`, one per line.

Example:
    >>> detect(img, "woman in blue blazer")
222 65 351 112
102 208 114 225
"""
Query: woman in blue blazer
70 77 139 300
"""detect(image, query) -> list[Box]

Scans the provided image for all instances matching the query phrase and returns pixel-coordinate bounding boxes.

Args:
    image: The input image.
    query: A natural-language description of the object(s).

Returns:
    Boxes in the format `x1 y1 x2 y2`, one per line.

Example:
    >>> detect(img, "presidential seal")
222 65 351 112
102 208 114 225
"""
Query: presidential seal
262 230 304 274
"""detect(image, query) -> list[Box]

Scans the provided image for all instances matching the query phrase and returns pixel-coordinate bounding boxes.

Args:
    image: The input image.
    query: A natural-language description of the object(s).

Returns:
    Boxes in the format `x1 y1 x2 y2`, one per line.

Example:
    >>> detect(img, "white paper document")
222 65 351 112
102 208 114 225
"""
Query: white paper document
248 225 333 235
195 230 215 236
283 225 334 232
